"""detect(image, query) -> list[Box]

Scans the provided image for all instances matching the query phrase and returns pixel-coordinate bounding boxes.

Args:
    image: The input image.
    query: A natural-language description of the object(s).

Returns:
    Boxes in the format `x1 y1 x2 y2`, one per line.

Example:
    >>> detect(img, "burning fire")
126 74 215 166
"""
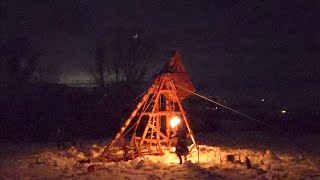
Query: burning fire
170 116 181 128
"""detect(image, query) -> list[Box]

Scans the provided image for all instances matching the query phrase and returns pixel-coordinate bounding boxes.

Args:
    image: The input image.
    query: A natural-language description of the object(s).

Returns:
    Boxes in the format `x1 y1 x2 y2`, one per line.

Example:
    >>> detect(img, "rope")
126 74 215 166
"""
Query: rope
176 85 315 157
121 120 139 138
175 85 292 138
133 92 145 102
120 91 156 139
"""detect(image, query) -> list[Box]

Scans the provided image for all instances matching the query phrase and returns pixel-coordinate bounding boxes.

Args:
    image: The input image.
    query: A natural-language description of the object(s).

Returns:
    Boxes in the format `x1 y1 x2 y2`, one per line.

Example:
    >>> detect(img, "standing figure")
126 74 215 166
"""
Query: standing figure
175 128 189 164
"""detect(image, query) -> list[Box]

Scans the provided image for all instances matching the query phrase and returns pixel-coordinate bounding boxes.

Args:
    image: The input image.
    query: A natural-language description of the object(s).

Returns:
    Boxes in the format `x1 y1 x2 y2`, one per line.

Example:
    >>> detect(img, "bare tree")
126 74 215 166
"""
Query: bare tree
109 26 126 82
38 62 63 84
110 26 155 83
91 38 107 87
88 27 155 87
1 36 42 84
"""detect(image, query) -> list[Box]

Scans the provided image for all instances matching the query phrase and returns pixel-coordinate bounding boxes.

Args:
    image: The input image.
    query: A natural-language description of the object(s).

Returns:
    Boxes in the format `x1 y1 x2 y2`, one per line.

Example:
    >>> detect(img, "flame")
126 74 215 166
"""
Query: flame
170 116 181 128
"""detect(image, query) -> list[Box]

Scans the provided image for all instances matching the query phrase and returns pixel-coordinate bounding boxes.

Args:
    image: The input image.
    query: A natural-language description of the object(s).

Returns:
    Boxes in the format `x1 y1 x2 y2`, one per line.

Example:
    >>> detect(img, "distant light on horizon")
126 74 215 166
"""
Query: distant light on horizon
132 33 139 39
281 110 286 114
58 71 125 87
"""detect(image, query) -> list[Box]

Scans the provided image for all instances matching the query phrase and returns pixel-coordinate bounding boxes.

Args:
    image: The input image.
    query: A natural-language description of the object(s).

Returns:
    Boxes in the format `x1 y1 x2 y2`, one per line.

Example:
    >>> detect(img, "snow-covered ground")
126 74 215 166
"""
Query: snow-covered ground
1 133 320 180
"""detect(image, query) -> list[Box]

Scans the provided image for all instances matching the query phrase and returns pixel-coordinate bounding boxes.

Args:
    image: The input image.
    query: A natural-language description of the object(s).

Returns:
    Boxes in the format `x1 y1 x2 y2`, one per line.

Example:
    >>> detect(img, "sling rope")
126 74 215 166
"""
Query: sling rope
177 84 317 158
176 85 316 160
133 92 145 102
176 85 292 138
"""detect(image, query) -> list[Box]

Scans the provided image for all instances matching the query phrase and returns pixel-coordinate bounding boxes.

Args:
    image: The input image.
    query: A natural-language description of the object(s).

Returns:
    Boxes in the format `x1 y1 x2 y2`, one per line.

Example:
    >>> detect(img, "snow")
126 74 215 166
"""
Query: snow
1 135 320 179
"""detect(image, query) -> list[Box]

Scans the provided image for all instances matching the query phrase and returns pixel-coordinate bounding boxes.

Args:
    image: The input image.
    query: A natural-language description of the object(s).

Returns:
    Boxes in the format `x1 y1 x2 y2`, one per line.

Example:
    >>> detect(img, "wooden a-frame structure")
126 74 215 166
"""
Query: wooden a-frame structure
108 50 196 154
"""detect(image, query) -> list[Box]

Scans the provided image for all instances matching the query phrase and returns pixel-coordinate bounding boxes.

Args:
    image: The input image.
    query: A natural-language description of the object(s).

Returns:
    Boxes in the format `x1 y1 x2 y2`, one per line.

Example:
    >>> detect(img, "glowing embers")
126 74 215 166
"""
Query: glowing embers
170 116 181 128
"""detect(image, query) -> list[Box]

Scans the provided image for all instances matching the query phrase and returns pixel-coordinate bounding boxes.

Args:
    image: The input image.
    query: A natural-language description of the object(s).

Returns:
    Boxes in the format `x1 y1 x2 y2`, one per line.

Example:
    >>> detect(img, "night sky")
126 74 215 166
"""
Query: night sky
2 0 320 108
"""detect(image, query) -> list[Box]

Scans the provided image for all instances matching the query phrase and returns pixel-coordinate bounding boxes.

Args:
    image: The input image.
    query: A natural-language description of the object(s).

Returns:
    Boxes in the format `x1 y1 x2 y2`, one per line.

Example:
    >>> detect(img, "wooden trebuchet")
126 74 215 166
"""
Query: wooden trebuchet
106 50 197 155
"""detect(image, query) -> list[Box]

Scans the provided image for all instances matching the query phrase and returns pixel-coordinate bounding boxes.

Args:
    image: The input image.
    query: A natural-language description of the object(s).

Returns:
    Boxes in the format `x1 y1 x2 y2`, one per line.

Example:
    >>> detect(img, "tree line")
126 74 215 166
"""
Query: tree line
1 26 156 87
91 26 155 88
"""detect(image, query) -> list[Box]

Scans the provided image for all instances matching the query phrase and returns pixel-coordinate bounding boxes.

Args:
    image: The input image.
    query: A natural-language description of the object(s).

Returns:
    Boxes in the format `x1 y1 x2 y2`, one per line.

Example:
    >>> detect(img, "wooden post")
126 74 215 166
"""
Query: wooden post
108 83 155 147
171 81 197 146
130 101 148 144
139 76 166 146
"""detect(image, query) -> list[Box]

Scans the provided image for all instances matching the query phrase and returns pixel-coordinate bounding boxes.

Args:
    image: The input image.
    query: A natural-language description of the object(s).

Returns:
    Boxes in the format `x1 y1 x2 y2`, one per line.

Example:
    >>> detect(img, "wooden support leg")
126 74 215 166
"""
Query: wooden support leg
108 84 155 147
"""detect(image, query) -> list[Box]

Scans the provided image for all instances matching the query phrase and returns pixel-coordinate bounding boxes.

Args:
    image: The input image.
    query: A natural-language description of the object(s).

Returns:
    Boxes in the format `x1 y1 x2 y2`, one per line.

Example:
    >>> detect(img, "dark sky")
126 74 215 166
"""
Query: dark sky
2 0 320 108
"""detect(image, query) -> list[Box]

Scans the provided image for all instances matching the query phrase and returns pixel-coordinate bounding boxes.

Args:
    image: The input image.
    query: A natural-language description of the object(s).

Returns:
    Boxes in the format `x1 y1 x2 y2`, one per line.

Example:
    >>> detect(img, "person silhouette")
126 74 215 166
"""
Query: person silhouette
175 127 189 164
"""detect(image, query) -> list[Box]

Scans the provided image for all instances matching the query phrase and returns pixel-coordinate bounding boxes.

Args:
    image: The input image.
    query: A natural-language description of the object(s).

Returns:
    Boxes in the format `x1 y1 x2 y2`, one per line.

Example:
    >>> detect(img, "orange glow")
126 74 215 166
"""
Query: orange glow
170 116 181 128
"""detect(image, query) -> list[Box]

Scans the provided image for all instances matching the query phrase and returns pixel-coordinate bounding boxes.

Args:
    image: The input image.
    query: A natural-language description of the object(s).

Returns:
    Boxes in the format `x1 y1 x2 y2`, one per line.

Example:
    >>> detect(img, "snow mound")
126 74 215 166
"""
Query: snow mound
1 144 319 179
